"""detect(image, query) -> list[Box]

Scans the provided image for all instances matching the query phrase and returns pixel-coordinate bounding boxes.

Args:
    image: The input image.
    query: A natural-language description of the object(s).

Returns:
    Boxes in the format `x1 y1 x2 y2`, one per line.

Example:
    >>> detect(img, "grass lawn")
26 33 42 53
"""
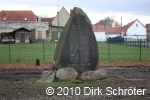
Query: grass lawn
0 42 149 64
99 43 150 62
0 42 55 64
35 78 114 87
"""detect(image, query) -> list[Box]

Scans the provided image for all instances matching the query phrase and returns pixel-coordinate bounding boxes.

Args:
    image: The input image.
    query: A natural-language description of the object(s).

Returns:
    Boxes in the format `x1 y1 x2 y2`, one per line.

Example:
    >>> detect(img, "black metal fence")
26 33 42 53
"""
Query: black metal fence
0 42 55 64
0 39 150 64
99 38 150 62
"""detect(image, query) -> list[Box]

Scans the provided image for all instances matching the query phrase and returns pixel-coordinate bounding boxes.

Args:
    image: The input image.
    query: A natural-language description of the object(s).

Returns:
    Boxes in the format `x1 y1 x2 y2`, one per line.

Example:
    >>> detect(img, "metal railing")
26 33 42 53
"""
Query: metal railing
99 38 150 62
0 39 149 64
0 42 55 64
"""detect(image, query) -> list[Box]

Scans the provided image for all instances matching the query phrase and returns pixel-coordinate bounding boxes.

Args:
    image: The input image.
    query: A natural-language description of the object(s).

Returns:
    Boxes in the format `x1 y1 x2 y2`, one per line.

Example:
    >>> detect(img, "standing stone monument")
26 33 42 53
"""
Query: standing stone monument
54 7 99 73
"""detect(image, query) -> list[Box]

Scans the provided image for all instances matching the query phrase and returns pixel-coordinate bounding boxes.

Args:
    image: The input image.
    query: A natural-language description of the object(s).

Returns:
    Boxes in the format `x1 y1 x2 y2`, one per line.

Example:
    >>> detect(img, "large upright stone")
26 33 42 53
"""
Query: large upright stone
54 7 99 73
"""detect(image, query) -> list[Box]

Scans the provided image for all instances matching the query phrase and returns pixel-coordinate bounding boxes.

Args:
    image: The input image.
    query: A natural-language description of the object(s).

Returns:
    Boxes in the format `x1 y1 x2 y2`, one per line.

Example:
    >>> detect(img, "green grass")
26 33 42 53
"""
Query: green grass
99 43 150 62
36 78 114 87
0 42 55 64
0 42 149 64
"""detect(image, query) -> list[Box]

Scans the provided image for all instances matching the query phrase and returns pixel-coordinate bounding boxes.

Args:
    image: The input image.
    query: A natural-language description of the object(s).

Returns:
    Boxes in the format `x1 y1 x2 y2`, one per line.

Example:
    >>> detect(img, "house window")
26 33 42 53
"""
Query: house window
37 31 42 39
136 24 138 27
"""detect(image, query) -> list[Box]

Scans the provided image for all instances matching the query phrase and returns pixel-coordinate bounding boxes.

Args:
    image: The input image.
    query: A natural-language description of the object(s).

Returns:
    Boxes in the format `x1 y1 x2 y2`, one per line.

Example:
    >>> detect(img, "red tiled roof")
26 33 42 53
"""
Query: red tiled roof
146 24 150 32
92 24 125 34
127 21 135 27
0 10 37 21
108 27 125 34
41 17 54 25
0 12 1 19
92 24 105 32
123 20 135 32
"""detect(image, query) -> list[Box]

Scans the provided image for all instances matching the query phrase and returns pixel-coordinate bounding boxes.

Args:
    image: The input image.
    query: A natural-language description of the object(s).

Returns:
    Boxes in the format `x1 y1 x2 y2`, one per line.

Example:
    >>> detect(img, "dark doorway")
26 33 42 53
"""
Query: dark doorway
20 33 25 43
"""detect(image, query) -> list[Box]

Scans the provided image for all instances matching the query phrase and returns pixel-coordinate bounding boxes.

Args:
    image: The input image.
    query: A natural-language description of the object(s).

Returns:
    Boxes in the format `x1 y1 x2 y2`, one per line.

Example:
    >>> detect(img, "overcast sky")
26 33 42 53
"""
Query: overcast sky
0 0 150 25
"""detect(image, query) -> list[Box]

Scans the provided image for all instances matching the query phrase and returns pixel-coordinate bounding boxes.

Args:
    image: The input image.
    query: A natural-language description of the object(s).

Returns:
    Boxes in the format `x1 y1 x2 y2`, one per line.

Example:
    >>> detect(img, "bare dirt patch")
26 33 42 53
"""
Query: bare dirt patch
0 62 150 100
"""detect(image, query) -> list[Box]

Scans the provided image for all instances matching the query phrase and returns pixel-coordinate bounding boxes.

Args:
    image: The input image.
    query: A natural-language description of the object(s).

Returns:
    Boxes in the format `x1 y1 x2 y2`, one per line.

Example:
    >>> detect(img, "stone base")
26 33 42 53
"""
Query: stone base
40 68 107 83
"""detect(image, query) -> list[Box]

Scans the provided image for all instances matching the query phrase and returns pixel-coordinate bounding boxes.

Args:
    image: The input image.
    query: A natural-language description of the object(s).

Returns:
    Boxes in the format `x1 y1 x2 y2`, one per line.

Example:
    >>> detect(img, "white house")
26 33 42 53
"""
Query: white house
92 24 106 42
124 19 147 41
51 7 70 41
94 32 106 41
92 24 124 42
51 7 70 27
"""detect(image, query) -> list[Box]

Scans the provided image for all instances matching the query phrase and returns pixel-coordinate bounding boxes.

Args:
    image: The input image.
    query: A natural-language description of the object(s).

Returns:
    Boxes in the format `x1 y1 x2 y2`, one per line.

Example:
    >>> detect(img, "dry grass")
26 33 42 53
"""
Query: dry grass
0 61 150 70
99 61 150 67
0 62 54 70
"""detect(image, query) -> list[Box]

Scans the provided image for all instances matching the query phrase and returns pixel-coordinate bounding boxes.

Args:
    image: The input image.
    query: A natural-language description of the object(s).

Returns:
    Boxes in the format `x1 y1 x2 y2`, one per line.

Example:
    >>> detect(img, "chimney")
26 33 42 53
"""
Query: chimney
70 9 73 15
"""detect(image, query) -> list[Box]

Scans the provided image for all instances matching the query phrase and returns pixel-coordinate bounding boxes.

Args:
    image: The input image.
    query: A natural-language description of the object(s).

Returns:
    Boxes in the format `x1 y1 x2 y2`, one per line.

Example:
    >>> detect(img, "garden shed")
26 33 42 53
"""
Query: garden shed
14 27 31 43
1 27 31 43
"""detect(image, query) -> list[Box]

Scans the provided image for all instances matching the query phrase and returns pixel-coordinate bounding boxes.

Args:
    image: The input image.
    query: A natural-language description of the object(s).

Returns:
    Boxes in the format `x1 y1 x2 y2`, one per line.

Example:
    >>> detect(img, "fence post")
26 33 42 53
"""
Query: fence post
140 39 142 62
144 40 145 48
134 39 136 47
147 39 148 48
9 42 11 63
108 38 110 61
130 38 131 46
43 40 45 62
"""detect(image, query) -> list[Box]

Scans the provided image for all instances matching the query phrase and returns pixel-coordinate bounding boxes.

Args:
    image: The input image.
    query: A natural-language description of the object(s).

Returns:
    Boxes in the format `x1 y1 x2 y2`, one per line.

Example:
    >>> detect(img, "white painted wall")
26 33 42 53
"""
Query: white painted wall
15 39 29 43
52 7 70 27
0 22 49 30
94 32 124 42
124 36 146 41
94 32 106 42
35 29 46 39
126 20 146 39
25 39 29 43
15 40 20 43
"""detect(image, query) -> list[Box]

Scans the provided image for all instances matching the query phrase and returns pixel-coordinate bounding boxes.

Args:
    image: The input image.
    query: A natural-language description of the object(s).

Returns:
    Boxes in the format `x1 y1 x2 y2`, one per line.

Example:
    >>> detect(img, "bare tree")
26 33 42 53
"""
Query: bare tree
103 16 120 27
39 13 49 17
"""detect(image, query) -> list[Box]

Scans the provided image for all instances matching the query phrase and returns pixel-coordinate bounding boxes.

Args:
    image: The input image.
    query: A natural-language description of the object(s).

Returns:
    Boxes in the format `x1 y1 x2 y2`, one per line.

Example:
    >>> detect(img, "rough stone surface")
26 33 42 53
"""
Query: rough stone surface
41 70 55 83
54 7 99 73
56 67 78 81
80 69 107 81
